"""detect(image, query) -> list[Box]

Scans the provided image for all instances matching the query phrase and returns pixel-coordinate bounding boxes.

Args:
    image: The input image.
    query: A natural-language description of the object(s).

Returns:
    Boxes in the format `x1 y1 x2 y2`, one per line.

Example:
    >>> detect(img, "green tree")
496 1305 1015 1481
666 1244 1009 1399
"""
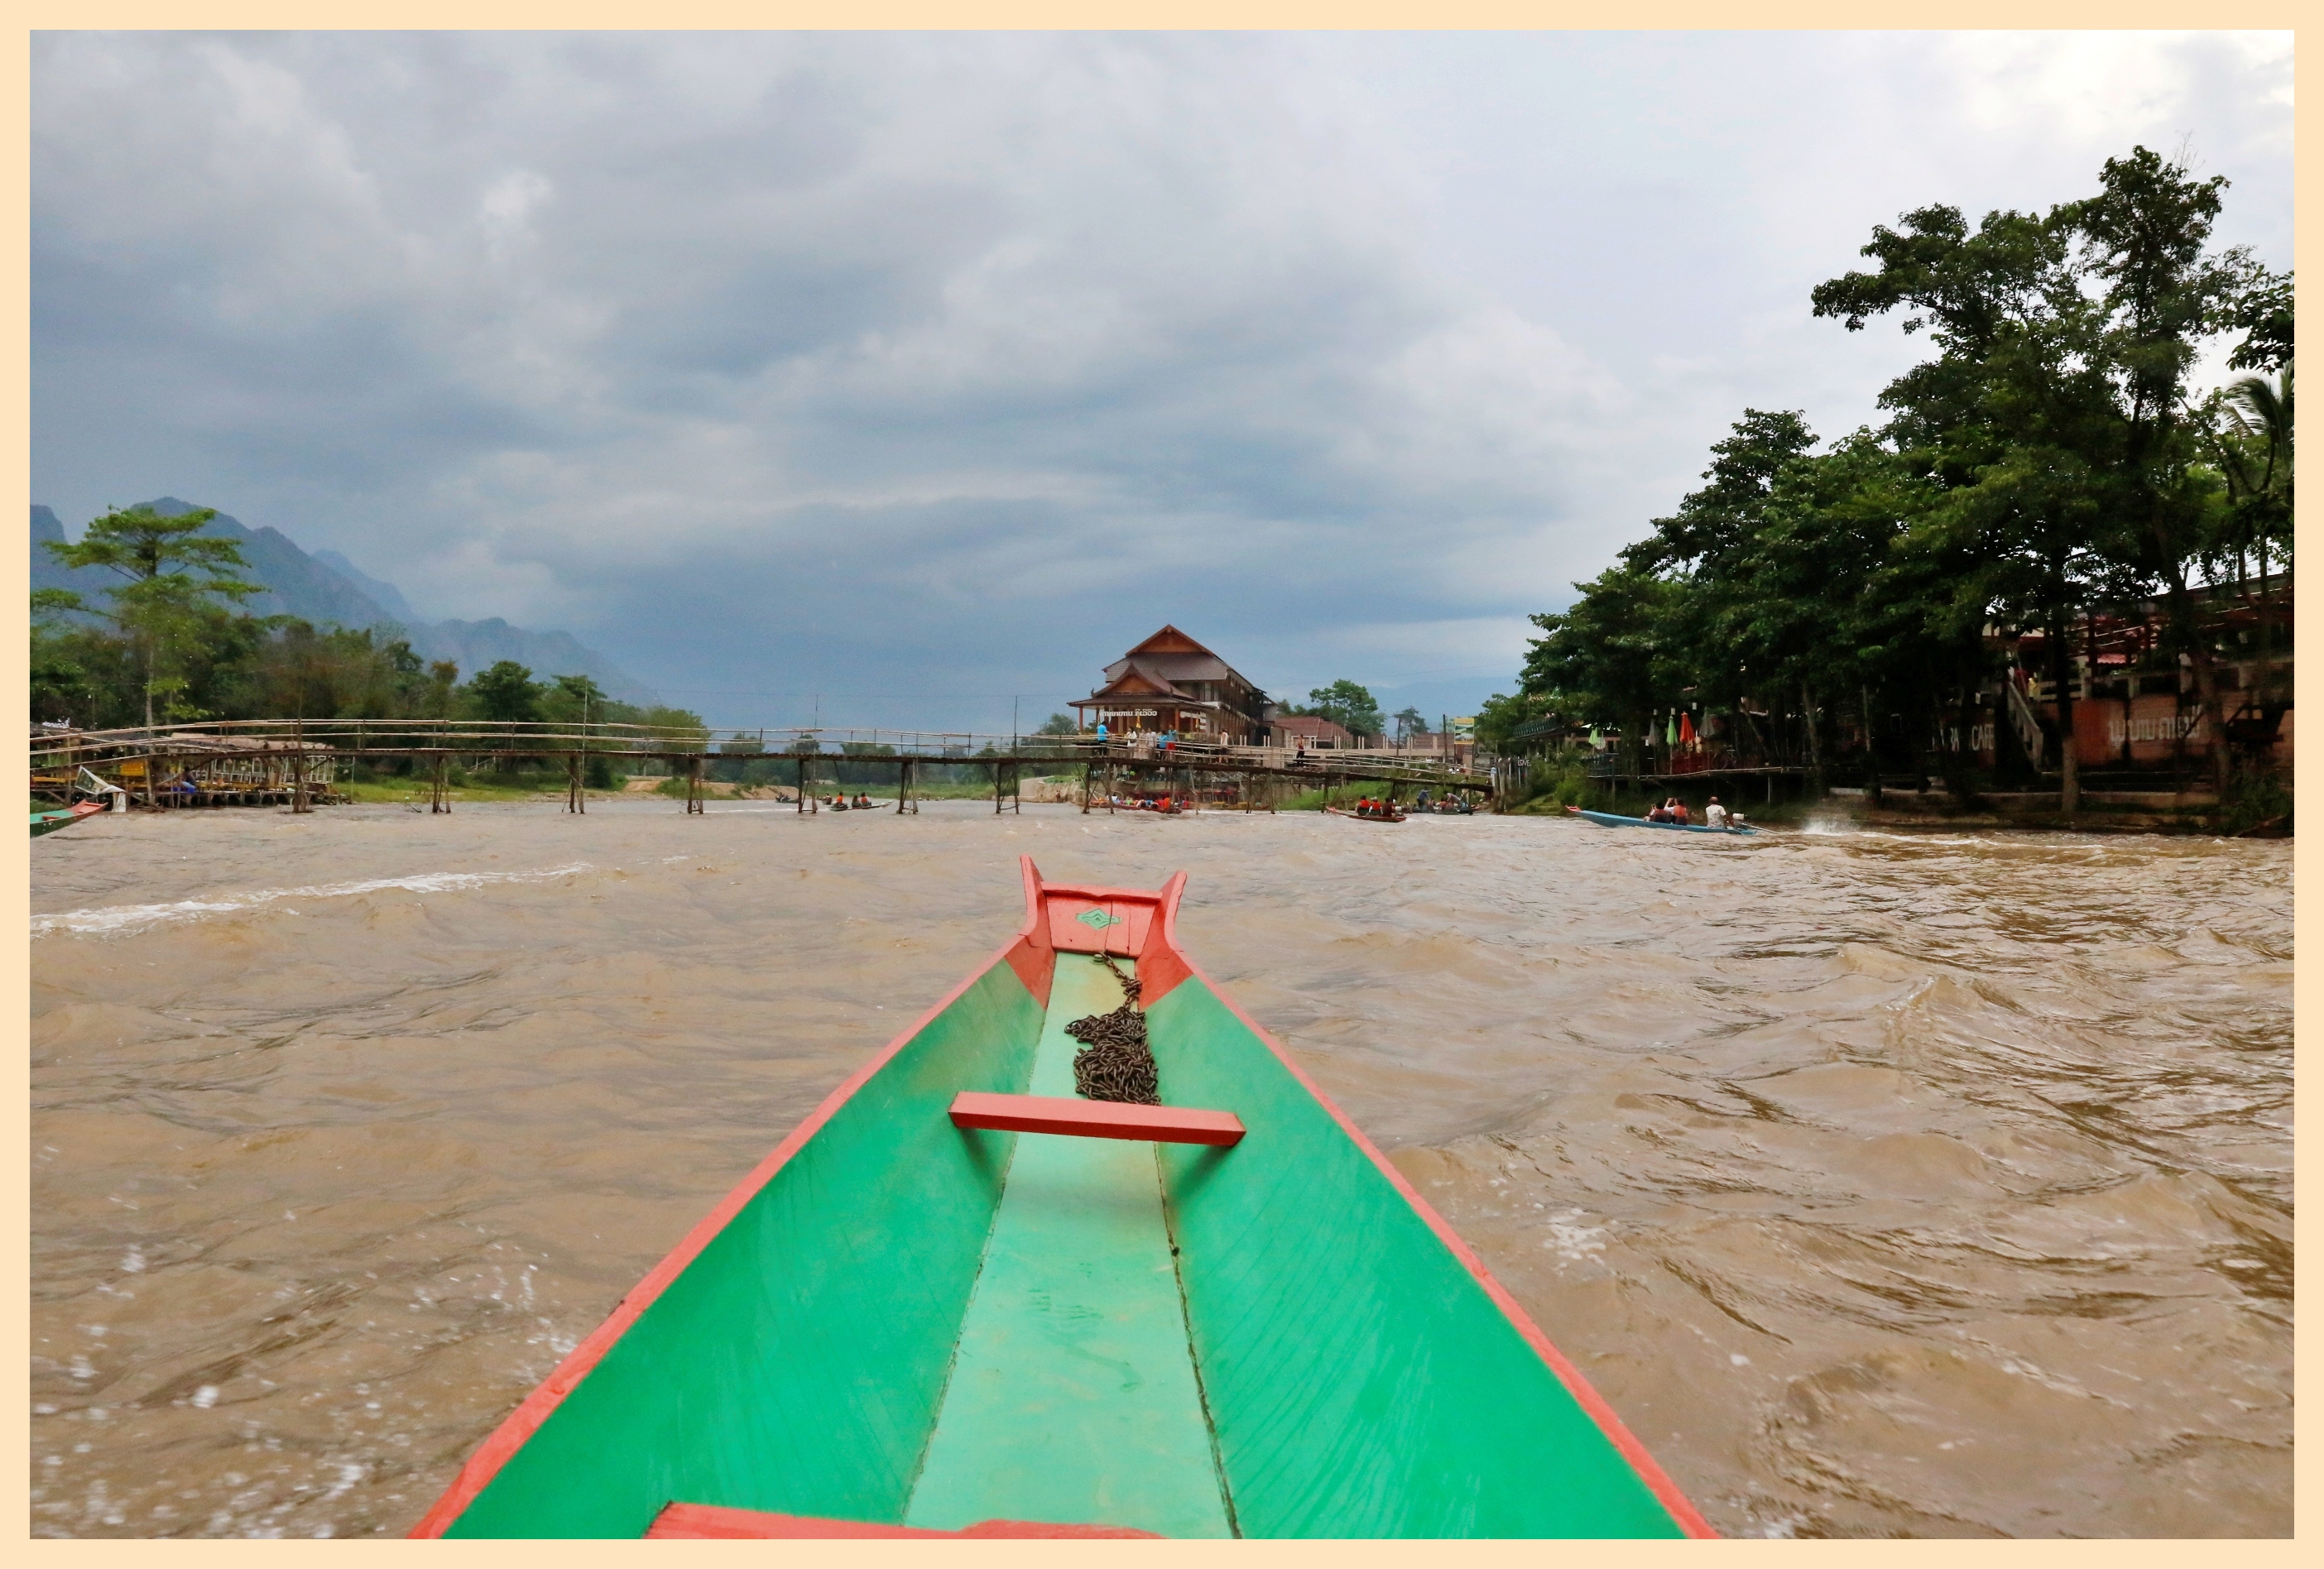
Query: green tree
241 622 430 722
2065 146 2260 790
38 503 263 727
1304 679 1382 737
1035 712 1080 736
419 661 461 720
638 706 710 753
1813 192 2117 807
1472 690 1558 755
1391 706 1427 743
1520 563 1683 775
466 660 541 724
2195 367 2293 708
1813 146 2283 803
540 673 615 729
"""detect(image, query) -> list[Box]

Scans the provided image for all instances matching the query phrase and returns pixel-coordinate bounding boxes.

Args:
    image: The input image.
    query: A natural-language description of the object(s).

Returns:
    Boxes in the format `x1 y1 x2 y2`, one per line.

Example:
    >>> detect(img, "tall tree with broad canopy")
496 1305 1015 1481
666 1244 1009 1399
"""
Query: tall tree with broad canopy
38 503 263 727
1300 679 1383 737
467 660 542 724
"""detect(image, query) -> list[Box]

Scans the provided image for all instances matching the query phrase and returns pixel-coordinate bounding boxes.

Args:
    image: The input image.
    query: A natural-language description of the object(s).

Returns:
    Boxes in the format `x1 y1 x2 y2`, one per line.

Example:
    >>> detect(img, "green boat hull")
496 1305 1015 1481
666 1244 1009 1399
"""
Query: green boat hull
415 858 1712 1539
31 803 104 838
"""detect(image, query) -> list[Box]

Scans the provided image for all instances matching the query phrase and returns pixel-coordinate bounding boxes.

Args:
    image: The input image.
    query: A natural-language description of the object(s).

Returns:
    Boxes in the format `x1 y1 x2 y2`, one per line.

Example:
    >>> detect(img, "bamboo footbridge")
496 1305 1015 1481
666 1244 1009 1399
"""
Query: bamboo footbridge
28 719 1509 816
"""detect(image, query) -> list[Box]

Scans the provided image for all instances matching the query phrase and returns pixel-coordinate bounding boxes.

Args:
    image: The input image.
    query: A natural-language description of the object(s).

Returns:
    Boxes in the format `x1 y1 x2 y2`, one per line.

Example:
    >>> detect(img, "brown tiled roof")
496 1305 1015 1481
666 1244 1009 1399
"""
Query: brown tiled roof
1072 666 1214 706
1125 624 1214 658
1102 650 1235 685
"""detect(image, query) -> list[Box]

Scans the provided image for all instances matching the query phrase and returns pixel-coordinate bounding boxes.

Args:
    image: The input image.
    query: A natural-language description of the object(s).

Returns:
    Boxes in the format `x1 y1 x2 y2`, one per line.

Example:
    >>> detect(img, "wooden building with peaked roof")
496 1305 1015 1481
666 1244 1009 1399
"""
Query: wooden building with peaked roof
1068 626 1270 743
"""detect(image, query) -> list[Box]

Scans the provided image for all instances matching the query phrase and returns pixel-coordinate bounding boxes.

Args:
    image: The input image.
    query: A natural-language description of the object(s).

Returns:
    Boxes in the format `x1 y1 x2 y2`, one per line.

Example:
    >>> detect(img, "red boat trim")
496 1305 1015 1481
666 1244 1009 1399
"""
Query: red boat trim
646 1503 1161 1538
949 1091 1246 1147
1024 869 1193 1005
407 895 1051 1539
1142 864 1721 1541
1001 854 1059 1007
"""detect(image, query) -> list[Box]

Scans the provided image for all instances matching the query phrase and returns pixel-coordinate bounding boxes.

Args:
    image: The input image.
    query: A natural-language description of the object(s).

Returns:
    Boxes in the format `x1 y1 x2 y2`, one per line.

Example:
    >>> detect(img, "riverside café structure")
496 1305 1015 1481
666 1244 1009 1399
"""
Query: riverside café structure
1068 626 1272 745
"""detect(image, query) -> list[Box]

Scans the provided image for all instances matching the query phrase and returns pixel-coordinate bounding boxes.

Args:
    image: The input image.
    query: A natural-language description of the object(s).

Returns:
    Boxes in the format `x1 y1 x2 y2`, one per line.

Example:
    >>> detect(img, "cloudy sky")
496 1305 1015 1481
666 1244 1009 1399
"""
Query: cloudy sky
32 31 2293 731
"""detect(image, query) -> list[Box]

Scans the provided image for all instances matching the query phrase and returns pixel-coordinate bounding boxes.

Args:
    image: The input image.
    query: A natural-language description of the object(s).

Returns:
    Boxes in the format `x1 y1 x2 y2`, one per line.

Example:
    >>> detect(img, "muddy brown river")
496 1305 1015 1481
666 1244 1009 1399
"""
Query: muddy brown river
29 800 2292 1538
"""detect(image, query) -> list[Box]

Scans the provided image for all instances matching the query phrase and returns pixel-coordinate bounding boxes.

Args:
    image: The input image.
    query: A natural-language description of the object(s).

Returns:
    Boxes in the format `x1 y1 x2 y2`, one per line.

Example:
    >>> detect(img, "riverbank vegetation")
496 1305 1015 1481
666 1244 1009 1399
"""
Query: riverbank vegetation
32 503 709 741
1485 147 2292 809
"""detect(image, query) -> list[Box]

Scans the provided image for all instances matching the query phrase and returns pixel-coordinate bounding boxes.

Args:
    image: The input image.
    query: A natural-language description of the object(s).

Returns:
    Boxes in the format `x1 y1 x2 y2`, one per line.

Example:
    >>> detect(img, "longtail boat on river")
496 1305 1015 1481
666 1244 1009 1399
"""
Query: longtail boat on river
413 856 1712 1540
31 800 106 839
1567 806 1758 836
1324 804 1407 823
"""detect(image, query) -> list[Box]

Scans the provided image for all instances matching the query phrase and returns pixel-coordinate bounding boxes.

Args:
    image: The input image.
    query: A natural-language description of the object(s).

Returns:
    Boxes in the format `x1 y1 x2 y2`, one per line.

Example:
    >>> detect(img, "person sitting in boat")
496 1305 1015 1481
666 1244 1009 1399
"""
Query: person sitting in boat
1645 799 1673 823
1704 796 1729 830
853 793 872 809
1669 799 1692 825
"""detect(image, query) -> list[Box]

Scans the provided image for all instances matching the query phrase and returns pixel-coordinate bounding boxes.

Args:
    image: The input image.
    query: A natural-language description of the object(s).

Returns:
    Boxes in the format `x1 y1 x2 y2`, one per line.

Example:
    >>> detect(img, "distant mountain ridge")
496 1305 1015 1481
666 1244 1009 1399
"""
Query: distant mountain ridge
31 501 654 706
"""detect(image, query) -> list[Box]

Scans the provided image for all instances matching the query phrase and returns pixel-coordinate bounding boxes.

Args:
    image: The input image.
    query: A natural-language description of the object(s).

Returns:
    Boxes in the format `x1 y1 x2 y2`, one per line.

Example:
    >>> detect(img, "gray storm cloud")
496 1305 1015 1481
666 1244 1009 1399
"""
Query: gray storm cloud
31 31 2291 728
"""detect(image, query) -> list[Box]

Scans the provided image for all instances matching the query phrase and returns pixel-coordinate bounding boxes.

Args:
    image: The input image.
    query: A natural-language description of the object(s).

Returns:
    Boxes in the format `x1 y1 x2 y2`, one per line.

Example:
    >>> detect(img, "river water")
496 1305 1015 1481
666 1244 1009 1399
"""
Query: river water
29 800 2293 1538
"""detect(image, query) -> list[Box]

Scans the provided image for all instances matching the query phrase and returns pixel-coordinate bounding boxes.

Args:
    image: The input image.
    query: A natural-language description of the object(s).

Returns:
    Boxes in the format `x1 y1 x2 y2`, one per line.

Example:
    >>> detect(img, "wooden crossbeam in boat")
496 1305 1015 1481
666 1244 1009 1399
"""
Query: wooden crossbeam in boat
646 1503 1160 1538
948 1091 1245 1147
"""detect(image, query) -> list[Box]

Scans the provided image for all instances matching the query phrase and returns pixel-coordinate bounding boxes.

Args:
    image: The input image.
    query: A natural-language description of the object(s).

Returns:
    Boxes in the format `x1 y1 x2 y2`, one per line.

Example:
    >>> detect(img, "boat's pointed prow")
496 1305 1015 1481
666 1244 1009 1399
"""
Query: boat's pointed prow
414 859 1715 1540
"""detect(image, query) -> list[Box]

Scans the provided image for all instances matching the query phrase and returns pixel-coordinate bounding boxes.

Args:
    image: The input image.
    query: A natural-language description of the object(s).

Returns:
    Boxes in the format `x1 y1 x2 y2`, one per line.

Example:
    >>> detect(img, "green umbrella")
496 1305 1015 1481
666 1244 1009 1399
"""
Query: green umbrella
1665 713 1678 748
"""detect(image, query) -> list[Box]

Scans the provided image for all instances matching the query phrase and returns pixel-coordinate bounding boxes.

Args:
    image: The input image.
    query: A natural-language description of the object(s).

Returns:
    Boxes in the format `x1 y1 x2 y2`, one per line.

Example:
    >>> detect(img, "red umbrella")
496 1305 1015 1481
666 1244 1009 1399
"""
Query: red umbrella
1678 712 1697 746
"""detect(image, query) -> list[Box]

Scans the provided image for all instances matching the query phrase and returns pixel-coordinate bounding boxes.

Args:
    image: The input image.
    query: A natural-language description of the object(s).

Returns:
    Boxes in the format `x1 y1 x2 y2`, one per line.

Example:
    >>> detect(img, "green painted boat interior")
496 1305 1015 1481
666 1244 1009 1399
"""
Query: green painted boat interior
905 954 1231 1537
443 941 1691 1538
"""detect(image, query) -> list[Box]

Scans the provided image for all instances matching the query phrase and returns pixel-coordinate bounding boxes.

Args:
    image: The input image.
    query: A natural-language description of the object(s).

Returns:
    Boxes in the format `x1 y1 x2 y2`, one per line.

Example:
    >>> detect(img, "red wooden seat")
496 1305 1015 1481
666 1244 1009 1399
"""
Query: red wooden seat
948 1091 1244 1147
